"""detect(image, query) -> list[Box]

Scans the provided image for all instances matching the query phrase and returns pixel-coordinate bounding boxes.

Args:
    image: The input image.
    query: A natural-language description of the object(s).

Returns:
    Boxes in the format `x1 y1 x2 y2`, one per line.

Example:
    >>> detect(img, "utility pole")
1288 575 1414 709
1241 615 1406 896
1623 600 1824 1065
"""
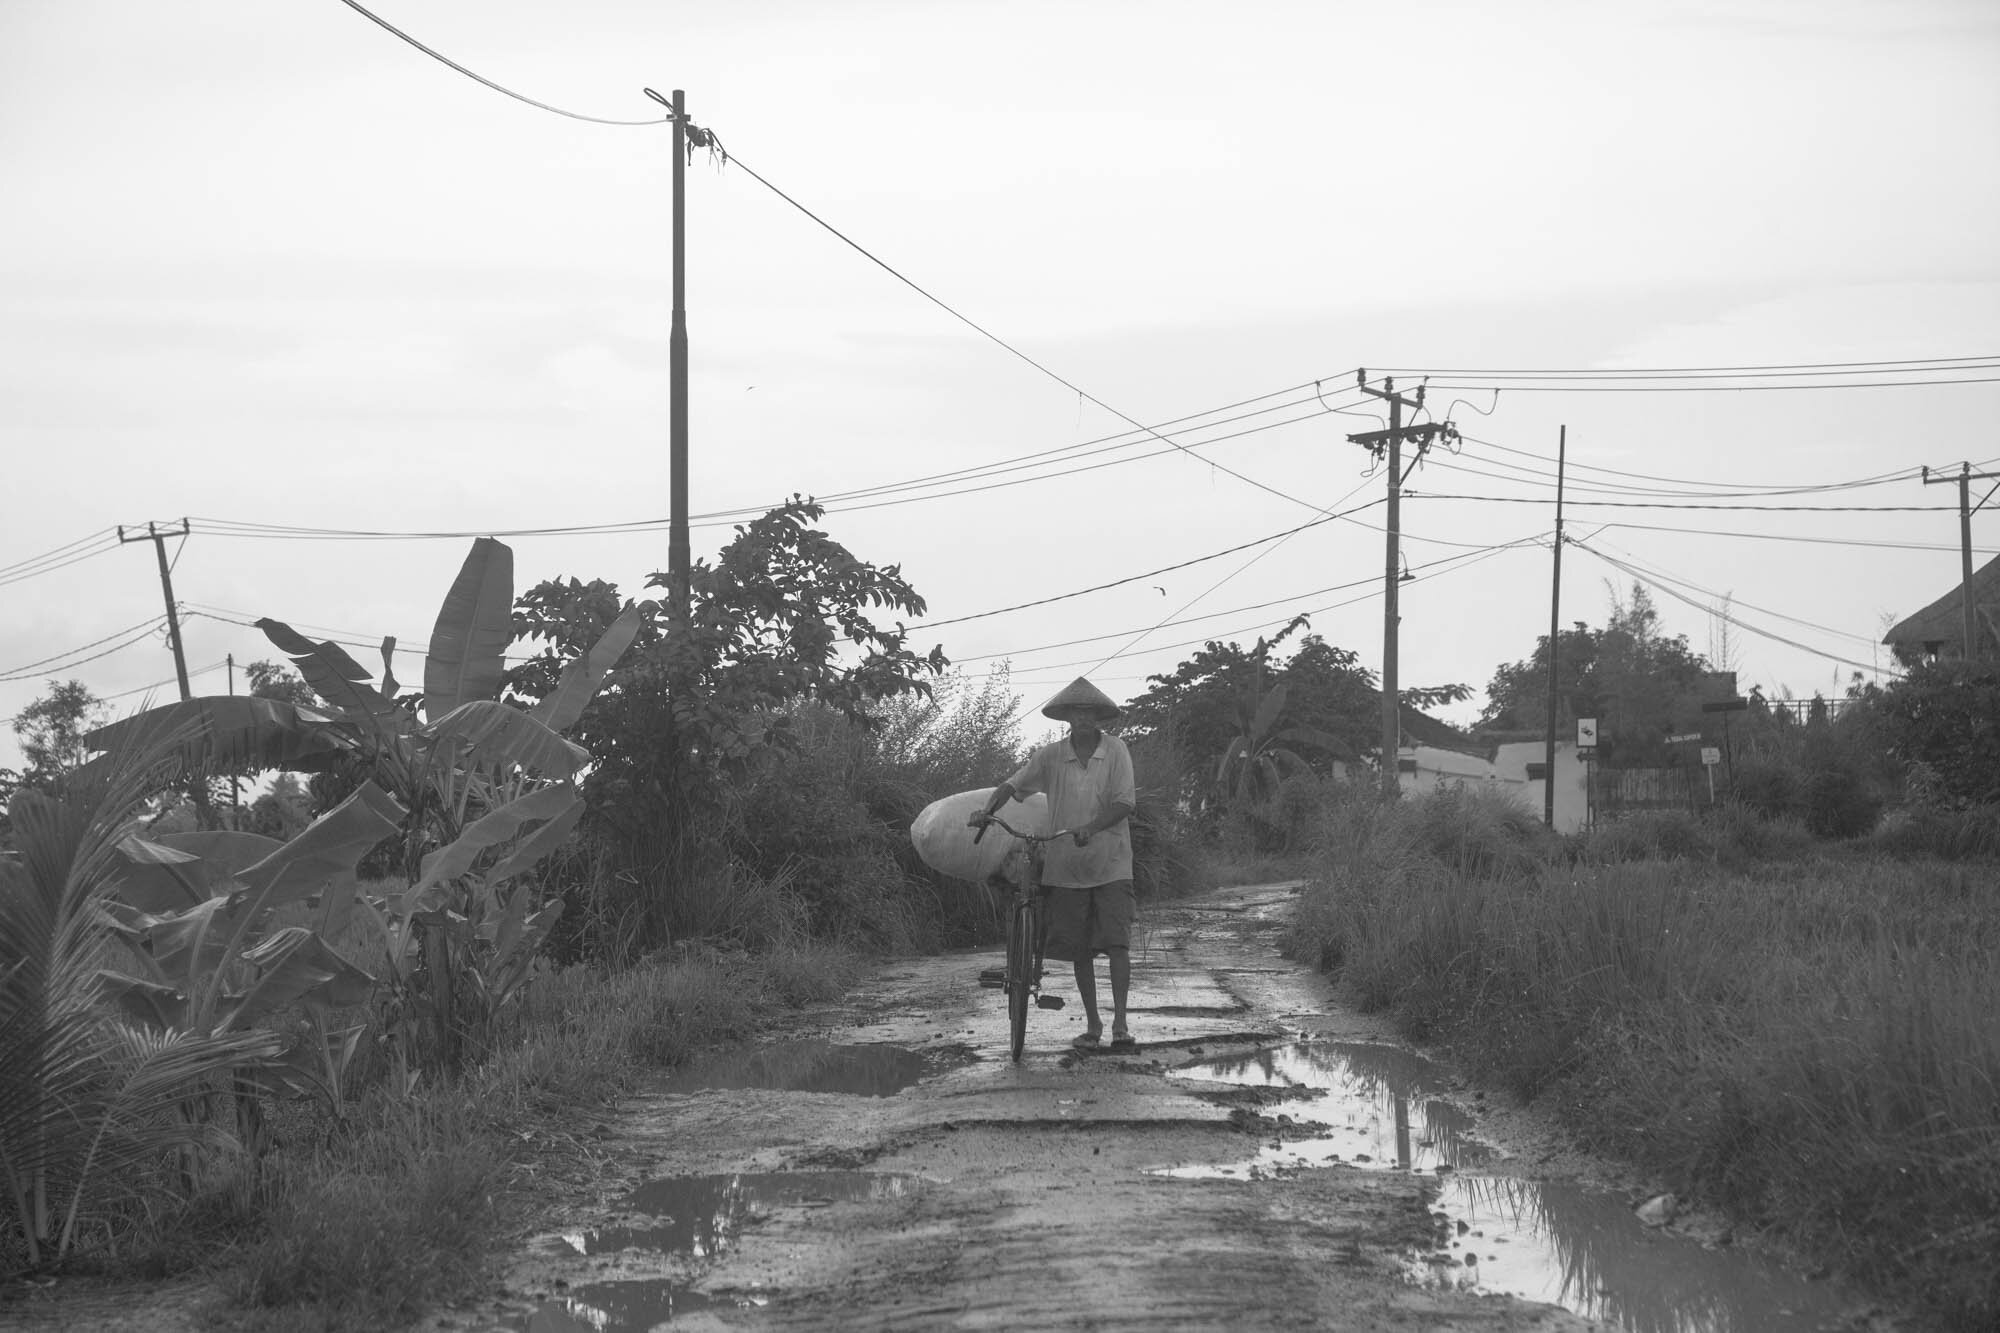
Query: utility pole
1350 372 1451 802
118 520 192 700
642 86 696 639
1544 426 1566 827
1922 463 2000 659
227 653 240 822
668 87 691 639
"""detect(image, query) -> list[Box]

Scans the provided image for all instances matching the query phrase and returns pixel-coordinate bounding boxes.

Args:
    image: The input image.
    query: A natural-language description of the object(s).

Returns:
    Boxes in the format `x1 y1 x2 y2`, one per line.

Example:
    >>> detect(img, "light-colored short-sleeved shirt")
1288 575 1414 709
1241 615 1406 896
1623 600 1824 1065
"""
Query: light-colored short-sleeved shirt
1005 732 1136 887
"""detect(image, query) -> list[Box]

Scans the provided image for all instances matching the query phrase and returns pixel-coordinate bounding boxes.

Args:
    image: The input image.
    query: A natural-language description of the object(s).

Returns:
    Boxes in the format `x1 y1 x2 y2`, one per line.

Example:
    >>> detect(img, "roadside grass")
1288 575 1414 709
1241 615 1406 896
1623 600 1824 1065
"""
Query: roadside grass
121 942 864 1331
1284 784 2000 1331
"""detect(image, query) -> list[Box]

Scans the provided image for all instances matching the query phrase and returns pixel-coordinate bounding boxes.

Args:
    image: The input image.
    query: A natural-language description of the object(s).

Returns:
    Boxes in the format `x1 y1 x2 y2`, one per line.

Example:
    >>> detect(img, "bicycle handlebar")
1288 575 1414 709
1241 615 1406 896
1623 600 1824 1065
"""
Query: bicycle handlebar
971 813 1072 846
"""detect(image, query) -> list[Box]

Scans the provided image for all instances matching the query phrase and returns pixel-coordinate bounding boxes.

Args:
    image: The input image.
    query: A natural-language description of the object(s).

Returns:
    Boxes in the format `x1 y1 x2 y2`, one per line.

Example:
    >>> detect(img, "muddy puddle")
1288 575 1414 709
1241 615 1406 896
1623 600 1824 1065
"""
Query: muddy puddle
657 1040 932 1096
509 1277 757 1330
1153 1041 1865 1332
559 1171 922 1260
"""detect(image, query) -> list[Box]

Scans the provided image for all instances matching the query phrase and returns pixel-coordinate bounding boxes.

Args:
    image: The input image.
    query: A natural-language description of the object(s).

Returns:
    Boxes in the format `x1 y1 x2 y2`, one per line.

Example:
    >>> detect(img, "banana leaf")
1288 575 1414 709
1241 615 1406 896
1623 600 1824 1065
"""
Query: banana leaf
106 834 212 914
257 620 399 725
421 701 589 778
230 781 404 913
82 695 348 777
407 784 577 903
424 537 513 723
102 831 287 917
220 928 374 1030
530 604 645 733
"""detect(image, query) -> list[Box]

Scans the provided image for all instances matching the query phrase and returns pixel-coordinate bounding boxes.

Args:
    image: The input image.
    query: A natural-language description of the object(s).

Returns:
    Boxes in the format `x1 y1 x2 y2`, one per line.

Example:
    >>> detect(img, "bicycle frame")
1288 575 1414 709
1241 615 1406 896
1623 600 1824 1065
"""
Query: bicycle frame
973 813 1070 1061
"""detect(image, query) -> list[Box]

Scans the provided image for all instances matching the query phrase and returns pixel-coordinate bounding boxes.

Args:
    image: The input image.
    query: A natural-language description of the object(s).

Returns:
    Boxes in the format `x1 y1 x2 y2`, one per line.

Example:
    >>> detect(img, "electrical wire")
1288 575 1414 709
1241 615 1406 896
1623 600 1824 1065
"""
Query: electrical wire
1408 494 1955 512
1375 355 1998 376
907 498 1388 630
1464 435 1940 494
969 535 1535 668
1583 539 1886 648
0 531 122 589
967 539 1532 681
720 149 1329 515
1571 540 1898 679
1409 376 2000 393
331 0 672 126
1590 520 1990 555
0 619 174 683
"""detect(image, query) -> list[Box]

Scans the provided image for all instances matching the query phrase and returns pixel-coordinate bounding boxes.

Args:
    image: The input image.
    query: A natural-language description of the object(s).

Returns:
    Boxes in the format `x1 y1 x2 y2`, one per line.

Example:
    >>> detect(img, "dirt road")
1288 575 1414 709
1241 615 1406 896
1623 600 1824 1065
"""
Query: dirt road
447 883 1601 1332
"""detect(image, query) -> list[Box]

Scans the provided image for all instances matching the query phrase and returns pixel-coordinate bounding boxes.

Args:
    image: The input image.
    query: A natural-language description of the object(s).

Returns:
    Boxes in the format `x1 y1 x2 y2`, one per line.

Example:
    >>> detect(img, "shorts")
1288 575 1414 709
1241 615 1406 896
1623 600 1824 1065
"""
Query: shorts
1042 879 1135 962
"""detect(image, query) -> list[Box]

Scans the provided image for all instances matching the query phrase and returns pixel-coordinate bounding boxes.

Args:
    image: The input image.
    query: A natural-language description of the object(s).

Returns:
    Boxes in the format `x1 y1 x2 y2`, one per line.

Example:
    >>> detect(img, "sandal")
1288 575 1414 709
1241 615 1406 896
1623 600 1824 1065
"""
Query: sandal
1109 1032 1137 1051
1071 1031 1102 1050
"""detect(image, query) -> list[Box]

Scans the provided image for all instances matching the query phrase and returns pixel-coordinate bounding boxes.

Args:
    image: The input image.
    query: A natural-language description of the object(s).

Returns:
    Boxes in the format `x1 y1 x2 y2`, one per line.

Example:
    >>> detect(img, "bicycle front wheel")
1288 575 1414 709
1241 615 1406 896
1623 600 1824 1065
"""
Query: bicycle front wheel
1006 899 1034 1062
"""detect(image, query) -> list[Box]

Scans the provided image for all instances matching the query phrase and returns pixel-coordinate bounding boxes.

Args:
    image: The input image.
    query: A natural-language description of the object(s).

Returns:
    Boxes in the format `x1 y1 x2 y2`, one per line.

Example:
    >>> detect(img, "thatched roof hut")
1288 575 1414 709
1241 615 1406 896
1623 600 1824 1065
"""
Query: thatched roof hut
1882 553 2000 663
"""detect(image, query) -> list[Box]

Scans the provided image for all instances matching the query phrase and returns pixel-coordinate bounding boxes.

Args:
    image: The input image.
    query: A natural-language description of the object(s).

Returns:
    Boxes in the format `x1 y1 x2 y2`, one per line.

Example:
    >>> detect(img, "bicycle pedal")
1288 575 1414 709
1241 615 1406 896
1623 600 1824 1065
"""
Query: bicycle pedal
977 968 1006 989
1035 995 1066 1010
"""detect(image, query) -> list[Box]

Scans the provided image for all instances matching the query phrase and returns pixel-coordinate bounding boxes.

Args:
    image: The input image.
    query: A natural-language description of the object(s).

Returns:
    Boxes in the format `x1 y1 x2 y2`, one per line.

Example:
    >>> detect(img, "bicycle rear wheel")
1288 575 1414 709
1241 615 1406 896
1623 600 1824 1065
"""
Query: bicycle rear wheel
1006 899 1034 1062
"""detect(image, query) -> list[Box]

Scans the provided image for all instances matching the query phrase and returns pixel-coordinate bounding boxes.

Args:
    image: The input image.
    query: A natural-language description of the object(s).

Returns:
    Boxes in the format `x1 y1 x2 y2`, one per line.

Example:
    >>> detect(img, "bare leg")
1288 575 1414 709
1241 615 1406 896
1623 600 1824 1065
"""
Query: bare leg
1108 948 1131 1038
1073 958 1101 1036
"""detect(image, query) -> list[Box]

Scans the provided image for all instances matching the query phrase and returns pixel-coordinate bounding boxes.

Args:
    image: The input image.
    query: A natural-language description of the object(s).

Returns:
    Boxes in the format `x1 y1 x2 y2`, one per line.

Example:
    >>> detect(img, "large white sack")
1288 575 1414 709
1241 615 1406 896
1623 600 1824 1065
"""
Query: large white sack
909 787 1049 883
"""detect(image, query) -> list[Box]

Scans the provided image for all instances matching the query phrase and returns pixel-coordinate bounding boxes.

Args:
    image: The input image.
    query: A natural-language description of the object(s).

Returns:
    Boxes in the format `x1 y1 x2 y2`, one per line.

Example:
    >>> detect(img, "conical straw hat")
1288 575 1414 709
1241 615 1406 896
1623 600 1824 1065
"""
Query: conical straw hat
1042 676 1122 722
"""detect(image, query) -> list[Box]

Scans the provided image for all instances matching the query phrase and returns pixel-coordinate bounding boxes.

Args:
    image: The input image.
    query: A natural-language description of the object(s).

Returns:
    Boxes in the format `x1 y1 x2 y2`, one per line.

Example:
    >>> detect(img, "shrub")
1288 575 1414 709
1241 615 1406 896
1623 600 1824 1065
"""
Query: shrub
1733 757 1803 821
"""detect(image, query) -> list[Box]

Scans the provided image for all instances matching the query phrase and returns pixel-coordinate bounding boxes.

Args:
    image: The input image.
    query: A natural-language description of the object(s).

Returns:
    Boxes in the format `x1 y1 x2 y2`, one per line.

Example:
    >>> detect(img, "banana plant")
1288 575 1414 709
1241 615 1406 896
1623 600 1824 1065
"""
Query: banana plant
83 537 645 1078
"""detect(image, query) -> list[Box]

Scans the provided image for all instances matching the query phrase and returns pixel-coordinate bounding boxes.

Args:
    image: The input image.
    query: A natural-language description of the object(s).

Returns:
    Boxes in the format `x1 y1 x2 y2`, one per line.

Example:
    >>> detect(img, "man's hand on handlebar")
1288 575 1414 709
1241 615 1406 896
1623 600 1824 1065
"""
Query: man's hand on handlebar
1071 828 1093 848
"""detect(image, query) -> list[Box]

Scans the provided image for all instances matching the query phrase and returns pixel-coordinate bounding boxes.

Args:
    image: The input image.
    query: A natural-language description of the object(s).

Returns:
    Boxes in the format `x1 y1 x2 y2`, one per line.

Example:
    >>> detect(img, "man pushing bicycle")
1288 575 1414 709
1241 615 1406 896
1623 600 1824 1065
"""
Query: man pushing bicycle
970 676 1138 1051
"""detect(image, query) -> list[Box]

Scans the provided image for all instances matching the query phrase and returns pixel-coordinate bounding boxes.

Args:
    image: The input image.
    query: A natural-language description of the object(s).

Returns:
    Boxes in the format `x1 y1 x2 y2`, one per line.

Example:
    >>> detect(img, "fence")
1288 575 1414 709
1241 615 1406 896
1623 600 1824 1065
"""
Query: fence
1593 763 1723 818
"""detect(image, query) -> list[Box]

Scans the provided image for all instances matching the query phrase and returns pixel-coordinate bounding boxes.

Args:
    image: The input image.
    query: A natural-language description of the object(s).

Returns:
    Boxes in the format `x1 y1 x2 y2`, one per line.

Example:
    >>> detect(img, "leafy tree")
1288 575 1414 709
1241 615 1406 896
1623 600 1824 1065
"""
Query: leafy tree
1122 619 1467 820
9 680 105 796
1481 582 1716 766
506 498 948 944
244 659 315 708
1874 657 2000 807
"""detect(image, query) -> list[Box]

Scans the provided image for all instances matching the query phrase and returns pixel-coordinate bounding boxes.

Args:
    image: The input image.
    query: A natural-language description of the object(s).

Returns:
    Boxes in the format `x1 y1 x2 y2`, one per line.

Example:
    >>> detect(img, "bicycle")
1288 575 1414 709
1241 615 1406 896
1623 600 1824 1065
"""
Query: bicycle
971 813 1073 1062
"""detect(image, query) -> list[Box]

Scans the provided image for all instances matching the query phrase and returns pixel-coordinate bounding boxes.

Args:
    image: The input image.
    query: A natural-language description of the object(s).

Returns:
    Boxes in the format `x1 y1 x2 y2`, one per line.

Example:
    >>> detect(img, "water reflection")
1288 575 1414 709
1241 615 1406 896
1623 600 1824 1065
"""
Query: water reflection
1154 1041 1861 1331
658 1041 929 1096
1157 1040 1492 1175
1416 1174 1856 1333
563 1172 920 1259
511 1278 728 1331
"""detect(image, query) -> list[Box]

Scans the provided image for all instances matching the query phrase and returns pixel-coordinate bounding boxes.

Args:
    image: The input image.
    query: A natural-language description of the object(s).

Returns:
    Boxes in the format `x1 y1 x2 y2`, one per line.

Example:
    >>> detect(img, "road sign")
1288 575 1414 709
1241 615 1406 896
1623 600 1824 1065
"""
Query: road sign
1576 717 1598 746
1665 732 1702 744
1701 747 1721 766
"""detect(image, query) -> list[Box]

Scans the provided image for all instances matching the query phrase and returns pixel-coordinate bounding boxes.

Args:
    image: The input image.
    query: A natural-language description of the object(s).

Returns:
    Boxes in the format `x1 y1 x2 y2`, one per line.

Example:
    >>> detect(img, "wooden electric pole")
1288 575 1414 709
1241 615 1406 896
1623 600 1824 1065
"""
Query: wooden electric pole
1922 462 1999 659
1349 372 1450 802
1544 426 1566 827
118 519 192 701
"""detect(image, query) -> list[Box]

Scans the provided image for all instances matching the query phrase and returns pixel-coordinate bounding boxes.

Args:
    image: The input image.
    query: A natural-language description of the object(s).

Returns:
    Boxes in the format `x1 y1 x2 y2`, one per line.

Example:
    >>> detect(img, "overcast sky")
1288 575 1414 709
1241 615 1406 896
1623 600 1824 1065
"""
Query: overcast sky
4 0 1997 773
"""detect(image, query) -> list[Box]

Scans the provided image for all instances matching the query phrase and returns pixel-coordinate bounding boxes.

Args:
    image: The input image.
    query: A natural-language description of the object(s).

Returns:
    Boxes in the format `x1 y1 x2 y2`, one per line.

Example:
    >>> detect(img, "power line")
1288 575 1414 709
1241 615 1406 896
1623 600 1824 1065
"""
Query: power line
1408 375 2000 394
0 619 172 683
1440 445 1929 500
1408 494 1955 512
331 0 672 126
964 535 1535 667
907 498 1387 630
1571 539 1897 679
1464 435 1944 495
719 149 1328 515
1376 355 1998 376
0 616 168 680
0 530 122 589
1585 540 1886 648
1591 519 1990 555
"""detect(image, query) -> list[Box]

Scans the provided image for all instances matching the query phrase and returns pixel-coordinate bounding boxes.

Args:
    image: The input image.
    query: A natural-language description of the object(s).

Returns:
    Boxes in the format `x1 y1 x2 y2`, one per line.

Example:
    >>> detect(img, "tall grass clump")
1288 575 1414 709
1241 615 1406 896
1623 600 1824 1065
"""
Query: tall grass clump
1286 787 2000 1329
214 944 854 1328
